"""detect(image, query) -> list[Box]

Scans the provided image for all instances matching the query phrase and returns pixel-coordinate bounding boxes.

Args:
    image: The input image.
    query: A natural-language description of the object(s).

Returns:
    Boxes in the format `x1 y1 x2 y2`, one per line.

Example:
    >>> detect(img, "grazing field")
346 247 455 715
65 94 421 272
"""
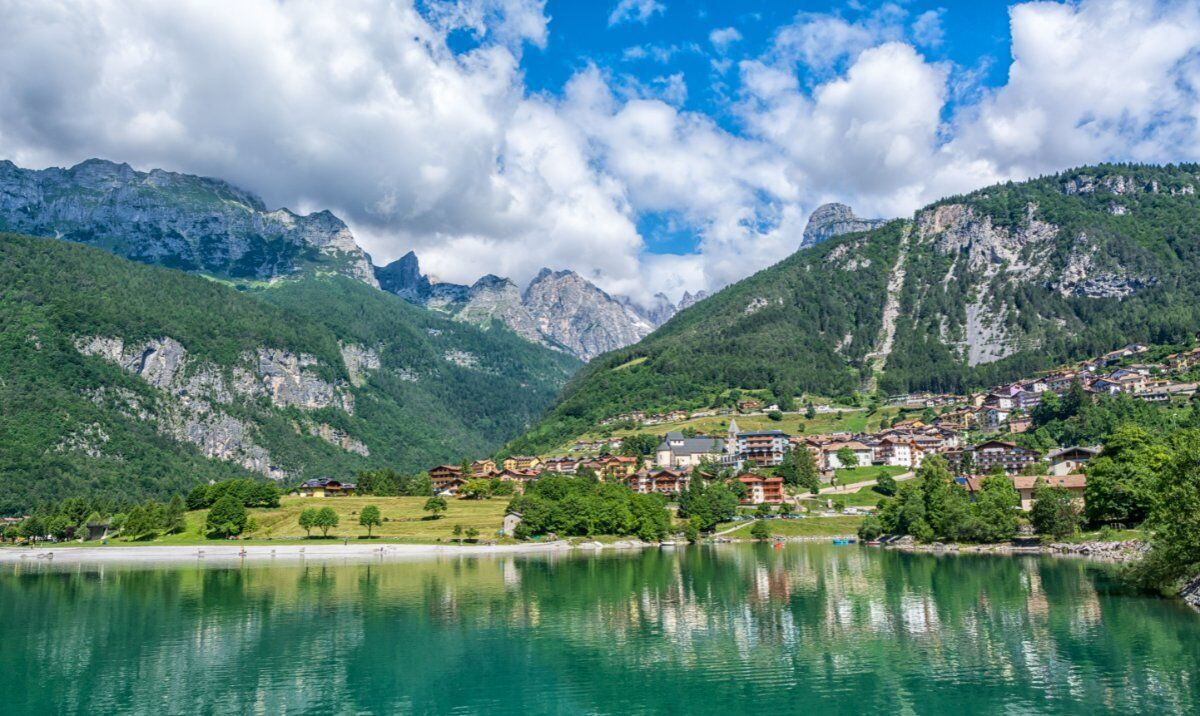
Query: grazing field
562 406 903 452
720 516 864 539
141 496 512 545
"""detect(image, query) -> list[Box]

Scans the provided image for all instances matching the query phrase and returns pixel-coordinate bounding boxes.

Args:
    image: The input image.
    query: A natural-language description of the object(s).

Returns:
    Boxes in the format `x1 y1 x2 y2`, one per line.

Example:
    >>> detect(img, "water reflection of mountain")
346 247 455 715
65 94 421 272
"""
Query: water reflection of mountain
3 546 1197 714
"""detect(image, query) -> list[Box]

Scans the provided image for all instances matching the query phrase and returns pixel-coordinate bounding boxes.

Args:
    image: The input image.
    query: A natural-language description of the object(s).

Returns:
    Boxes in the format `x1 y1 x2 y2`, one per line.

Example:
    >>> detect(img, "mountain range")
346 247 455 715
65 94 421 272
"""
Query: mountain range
0 158 713 363
508 163 1200 454
374 252 707 361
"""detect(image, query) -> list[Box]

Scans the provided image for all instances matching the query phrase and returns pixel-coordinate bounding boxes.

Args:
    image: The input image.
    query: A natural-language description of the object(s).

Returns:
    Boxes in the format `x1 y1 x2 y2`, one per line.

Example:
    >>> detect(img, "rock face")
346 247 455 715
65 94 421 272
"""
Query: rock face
375 253 695 361
0 158 377 286
523 269 655 361
801 203 889 248
374 251 429 300
74 334 364 478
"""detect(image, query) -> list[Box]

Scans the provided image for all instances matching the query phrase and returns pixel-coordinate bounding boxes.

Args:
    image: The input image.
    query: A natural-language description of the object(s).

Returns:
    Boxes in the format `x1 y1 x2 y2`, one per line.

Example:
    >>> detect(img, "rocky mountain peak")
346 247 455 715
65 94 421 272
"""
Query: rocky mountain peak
374 254 699 361
0 157 378 287
801 202 888 248
375 251 430 301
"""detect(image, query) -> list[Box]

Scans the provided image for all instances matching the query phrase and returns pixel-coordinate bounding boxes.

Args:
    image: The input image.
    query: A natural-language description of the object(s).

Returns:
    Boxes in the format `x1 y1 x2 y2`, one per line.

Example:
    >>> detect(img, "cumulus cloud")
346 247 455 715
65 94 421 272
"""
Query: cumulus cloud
709 27 742 53
0 0 1197 306
608 0 665 27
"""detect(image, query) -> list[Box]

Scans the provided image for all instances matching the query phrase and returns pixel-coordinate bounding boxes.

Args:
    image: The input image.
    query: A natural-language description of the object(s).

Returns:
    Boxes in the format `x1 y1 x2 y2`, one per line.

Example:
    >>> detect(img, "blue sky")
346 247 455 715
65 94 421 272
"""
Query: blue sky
520 1 1014 127
1 0 1198 303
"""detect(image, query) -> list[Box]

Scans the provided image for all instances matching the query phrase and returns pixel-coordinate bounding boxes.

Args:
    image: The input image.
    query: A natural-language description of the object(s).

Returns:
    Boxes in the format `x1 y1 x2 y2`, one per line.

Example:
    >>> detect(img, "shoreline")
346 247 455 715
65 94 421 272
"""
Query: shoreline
0 540 576 565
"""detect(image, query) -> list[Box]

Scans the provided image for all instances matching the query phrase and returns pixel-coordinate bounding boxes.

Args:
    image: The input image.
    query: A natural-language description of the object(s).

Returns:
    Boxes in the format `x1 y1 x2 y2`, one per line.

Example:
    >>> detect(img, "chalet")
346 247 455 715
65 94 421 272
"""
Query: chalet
875 437 924 468
953 440 1040 476
294 478 356 497
429 465 465 494
965 474 1087 511
1135 381 1198 403
1046 446 1101 476
985 392 1015 410
628 468 689 495
503 456 543 472
821 441 873 469
981 407 1009 431
734 473 784 505
1044 371 1079 394
655 432 724 469
1092 373 1144 395
598 455 639 480
541 457 580 474
1014 390 1042 411
495 469 538 491
471 459 497 475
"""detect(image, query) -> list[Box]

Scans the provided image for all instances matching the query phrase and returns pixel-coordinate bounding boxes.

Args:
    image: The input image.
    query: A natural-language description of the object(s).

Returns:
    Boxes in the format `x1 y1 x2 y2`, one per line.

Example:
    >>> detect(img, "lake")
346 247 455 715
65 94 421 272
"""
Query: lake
4 544 1199 714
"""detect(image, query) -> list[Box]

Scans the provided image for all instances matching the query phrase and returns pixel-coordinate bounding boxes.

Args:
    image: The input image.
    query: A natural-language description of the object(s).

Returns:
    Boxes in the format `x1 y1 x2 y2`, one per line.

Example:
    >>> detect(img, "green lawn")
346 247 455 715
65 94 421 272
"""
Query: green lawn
103 496 513 545
560 406 903 453
832 465 907 483
721 516 864 539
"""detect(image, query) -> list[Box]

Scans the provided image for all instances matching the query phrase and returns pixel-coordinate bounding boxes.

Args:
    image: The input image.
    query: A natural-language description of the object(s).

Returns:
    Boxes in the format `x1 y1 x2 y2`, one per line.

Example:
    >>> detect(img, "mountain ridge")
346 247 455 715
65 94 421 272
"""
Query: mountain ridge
373 252 699 360
508 163 1200 454
0 231 579 512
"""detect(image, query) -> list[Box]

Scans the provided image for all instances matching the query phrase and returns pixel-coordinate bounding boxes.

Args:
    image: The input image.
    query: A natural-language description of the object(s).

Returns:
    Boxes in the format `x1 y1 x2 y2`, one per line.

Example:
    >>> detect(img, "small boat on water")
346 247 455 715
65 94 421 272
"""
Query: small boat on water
865 540 882 546
832 538 857 545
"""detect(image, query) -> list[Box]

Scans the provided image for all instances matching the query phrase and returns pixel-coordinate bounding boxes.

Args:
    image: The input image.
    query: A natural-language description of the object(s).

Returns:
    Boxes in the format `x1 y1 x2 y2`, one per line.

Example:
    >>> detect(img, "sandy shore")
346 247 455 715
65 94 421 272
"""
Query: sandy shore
0 540 574 566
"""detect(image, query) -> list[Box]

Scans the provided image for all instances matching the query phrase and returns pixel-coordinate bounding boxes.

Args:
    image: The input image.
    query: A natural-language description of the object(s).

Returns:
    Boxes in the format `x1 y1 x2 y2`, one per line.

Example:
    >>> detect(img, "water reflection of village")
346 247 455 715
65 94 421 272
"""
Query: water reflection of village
4 547 1197 714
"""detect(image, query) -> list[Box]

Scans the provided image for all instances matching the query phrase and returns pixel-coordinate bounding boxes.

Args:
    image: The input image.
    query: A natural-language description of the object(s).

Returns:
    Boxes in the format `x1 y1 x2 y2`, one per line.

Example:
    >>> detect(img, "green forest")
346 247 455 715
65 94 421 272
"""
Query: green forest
0 233 578 513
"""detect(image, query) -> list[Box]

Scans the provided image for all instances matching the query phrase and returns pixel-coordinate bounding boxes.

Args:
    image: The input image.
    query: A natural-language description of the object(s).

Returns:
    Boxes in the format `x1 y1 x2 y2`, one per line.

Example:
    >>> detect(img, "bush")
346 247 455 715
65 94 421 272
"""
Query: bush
1030 486 1083 539
750 520 772 541
873 472 897 496
857 515 884 541
206 495 248 538
766 410 784 421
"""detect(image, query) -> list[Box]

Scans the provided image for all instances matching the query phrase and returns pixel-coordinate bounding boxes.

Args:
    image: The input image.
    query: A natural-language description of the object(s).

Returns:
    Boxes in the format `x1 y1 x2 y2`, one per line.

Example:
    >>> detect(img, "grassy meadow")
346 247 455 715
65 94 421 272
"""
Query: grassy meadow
126 496 513 545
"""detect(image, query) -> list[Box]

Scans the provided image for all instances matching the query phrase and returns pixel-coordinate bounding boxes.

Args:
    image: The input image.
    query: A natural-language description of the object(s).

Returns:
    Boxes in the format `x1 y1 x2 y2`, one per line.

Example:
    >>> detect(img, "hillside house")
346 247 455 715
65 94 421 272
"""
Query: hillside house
429 465 465 495
1046 446 1101 476
875 437 924 468
735 473 784 505
950 441 1040 476
821 441 873 469
541 457 580 474
628 468 689 495
655 432 724 469
966 474 1087 511
503 456 543 472
471 459 497 475
294 478 356 497
599 456 639 480
723 420 790 467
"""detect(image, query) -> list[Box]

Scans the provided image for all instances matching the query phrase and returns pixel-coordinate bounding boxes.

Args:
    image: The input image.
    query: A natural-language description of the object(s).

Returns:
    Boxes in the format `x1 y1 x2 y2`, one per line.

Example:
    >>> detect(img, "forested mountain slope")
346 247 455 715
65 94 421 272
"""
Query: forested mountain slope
510 164 1200 454
0 233 578 513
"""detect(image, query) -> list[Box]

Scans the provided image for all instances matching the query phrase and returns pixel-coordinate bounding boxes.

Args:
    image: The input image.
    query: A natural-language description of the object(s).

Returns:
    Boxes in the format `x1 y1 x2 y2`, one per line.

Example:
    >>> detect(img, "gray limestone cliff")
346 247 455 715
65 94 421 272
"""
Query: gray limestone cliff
801 202 889 248
523 269 655 361
0 158 377 286
374 253 697 360
73 335 373 478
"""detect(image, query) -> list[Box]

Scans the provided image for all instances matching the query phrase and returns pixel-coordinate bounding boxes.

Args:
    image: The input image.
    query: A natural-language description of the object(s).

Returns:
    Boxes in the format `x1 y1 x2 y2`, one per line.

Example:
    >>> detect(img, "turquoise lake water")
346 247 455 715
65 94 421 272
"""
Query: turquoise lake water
3 544 1198 714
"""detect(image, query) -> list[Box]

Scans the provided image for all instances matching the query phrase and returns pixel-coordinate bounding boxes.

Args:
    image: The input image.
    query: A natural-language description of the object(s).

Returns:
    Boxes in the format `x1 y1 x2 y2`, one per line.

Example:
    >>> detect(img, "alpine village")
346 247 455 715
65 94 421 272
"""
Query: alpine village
0 159 1197 612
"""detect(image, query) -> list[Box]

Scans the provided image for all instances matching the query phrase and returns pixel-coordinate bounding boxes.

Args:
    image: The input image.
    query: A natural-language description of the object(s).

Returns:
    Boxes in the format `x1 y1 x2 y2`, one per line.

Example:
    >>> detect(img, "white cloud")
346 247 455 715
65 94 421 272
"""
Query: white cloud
0 0 1198 307
911 9 945 48
709 27 742 53
608 0 665 27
